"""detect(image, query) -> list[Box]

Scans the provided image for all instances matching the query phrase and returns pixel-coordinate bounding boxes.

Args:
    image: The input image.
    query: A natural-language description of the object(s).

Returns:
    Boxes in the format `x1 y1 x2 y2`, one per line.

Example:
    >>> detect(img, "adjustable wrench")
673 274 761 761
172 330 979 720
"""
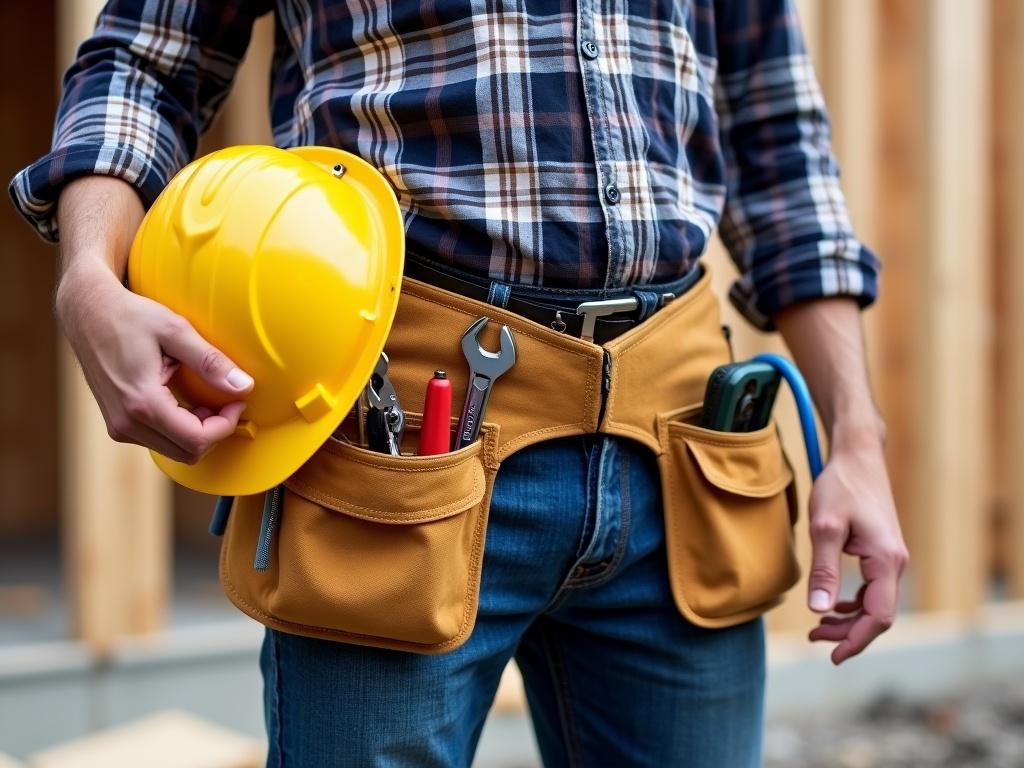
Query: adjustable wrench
456 317 517 449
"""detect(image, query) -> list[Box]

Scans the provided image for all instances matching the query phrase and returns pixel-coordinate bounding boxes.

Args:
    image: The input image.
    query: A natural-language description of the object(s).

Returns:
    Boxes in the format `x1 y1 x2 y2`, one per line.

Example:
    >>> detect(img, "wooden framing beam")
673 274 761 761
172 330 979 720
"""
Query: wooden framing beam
911 0 993 614
873 0 927 554
57 0 172 651
992 0 1024 599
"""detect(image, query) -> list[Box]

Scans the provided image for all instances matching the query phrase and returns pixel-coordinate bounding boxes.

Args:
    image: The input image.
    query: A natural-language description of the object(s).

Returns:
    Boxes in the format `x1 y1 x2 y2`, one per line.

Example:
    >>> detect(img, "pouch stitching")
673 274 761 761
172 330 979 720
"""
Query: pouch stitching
284 467 484 523
671 424 779 449
608 284 713 358
496 352 601 459
658 403 704 426
497 422 593 462
689 474 791 498
688 456 790 499
598 422 660 455
311 443 483 470
399 289 603 456
219 467 498 653
683 441 793 497
482 424 501 471
602 281 719 428
601 267 713 355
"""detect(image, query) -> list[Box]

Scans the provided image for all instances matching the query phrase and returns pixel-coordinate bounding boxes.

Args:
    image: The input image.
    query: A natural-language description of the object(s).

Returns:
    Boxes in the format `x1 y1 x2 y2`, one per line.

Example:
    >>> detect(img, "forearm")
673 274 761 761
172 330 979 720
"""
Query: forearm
773 297 886 452
55 176 144 289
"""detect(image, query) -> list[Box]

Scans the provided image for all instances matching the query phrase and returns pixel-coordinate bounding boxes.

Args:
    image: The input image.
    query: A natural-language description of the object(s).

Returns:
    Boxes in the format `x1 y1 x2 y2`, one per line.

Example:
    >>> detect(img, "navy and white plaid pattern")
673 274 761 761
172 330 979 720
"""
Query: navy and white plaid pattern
9 0 878 328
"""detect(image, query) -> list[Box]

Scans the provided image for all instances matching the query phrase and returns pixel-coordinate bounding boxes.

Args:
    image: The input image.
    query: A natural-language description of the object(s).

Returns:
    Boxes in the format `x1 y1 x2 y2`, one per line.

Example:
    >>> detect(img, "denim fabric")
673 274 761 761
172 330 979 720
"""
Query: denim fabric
261 434 765 767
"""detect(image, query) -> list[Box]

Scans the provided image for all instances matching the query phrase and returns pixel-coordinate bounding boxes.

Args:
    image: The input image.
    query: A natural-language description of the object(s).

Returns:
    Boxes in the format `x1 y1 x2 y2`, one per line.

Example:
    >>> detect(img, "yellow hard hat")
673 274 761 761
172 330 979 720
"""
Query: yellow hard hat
127 145 404 496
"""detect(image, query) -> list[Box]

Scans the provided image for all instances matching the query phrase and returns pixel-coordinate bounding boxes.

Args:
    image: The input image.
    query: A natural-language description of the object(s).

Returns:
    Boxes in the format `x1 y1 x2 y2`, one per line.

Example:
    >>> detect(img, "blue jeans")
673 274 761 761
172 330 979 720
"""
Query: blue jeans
261 433 765 766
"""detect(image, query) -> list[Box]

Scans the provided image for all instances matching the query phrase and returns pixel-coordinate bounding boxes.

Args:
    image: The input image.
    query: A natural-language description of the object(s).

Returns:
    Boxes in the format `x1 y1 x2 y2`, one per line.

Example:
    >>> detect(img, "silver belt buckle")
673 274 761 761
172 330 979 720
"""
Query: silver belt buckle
575 297 639 342
574 292 677 342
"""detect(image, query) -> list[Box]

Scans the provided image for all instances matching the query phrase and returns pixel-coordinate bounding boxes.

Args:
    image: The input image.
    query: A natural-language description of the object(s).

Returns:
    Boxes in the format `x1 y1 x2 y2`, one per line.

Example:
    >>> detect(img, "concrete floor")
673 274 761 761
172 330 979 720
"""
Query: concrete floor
4 540 1024 765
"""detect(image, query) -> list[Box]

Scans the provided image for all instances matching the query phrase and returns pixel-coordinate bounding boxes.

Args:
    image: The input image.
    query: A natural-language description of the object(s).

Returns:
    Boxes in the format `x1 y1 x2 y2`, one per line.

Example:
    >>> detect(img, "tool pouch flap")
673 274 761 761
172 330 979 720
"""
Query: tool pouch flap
285 441 487 525
680 432 794 498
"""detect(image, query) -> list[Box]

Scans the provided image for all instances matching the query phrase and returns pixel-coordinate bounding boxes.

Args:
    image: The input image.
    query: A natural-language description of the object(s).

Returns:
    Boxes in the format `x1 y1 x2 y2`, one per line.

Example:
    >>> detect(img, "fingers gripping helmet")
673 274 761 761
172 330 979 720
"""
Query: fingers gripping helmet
128 145 405 496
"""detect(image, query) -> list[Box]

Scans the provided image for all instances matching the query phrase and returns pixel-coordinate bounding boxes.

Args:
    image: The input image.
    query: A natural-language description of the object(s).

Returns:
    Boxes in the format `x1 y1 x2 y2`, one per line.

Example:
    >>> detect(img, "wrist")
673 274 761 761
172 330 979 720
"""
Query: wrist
55 257 124 326
829 406 887 452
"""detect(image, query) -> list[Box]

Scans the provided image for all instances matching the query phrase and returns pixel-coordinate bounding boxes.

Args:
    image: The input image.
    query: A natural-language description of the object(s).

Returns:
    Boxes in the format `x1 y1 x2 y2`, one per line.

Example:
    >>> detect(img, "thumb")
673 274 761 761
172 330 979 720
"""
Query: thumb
157 315 254 395
807 512 846 613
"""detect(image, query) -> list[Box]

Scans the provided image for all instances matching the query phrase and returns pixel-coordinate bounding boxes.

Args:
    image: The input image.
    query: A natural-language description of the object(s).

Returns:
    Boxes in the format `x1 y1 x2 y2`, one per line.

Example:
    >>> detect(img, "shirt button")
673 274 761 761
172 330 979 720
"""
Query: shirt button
604 184 621 204
580 39 599 60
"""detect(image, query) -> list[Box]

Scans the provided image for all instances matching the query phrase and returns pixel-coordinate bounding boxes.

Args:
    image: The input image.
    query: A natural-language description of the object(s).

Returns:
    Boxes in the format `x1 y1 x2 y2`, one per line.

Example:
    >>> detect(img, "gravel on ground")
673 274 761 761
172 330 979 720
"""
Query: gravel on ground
765 681 1024 768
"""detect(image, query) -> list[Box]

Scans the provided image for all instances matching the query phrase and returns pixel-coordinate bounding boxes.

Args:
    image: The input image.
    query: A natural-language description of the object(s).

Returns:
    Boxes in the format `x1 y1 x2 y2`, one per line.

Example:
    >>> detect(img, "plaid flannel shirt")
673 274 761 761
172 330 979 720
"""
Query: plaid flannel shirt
9 0 878 329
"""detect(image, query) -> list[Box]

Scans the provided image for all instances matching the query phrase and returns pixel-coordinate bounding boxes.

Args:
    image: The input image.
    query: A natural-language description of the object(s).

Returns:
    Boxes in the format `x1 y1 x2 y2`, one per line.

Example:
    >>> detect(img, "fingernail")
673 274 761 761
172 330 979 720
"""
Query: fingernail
810 589 831 612
226 368 253 390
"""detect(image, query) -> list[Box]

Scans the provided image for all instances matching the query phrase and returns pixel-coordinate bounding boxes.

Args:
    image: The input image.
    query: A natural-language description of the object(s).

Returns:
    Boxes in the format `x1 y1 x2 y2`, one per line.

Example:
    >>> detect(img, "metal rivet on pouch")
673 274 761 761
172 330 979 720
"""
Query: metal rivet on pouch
551 311 567 333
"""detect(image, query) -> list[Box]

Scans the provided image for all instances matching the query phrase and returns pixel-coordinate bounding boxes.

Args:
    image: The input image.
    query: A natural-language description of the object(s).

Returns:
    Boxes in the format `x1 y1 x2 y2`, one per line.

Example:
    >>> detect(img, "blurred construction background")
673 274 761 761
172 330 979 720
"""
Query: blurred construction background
3 0 1024 765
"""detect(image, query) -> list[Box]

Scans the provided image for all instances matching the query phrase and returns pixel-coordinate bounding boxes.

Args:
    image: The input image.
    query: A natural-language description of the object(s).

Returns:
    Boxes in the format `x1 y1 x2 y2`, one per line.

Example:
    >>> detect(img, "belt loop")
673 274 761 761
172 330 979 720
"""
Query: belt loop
633 290 661 322
486 282 512 308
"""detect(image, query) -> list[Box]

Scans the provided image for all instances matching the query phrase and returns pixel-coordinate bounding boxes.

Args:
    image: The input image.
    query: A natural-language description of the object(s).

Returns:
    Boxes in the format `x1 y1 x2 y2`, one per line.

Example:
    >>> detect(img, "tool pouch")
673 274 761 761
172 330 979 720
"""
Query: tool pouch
217 264 801 652
655 404 800 627
219 415 501 653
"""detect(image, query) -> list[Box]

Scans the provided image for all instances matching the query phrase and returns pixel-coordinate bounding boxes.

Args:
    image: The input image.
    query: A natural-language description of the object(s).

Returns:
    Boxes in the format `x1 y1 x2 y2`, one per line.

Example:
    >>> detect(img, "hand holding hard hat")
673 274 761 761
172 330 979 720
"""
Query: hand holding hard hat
127 145 405 496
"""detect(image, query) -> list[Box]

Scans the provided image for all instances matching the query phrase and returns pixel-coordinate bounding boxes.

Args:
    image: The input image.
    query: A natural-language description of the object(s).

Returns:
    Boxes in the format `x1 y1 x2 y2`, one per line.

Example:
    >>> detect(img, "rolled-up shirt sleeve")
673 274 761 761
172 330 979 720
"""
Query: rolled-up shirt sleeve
8 0 269 243
714 0 880 330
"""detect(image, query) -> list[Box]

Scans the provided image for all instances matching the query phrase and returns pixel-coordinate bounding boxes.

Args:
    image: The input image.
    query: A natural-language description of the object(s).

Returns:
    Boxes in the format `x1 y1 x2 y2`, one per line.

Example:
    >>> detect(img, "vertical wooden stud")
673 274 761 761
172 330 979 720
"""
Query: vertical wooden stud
57 0 172 650
872 0 927 554
992 0 1024 599
912 0 992 614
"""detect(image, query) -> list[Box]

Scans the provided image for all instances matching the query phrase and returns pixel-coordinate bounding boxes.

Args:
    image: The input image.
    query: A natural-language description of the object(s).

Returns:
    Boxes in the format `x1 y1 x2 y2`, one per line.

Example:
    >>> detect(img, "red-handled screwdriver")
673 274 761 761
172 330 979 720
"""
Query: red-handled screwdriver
418 370 452 455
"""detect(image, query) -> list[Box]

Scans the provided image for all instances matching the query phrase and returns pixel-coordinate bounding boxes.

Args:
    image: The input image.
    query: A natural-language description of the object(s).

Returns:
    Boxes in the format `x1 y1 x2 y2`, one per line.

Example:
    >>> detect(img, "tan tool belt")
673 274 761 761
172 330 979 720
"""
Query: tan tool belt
218 266 801 653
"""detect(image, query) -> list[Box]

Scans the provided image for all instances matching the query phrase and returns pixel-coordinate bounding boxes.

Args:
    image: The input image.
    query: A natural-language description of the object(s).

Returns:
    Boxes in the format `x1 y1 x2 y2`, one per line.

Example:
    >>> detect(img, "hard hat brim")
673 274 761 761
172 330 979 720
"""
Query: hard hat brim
151 389 361 496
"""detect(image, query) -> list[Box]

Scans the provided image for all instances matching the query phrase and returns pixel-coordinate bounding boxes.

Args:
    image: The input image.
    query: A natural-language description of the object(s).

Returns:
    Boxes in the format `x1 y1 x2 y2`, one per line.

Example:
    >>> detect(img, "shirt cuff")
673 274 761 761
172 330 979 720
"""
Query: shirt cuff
8 142 169 244
728 240 880 331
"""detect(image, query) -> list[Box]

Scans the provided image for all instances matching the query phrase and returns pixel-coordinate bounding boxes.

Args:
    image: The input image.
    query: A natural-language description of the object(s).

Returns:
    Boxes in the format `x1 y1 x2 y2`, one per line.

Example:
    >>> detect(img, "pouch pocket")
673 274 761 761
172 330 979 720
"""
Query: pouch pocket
657 405 801 628
219 418 500 654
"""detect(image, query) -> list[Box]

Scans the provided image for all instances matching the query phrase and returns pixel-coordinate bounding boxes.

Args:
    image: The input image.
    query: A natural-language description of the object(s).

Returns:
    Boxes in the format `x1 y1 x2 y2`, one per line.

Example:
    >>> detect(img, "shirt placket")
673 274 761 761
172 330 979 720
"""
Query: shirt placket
576 0 626 289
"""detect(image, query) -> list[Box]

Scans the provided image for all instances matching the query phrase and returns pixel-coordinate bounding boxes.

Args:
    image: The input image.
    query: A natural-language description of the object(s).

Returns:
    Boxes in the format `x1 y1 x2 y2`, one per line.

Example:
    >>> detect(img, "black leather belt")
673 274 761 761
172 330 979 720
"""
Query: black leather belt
402 258 703 345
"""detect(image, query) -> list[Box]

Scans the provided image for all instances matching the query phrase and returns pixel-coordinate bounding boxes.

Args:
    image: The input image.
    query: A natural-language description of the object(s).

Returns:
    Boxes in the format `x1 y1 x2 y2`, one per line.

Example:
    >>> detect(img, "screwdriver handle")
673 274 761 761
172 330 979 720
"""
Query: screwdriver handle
419 371 453 455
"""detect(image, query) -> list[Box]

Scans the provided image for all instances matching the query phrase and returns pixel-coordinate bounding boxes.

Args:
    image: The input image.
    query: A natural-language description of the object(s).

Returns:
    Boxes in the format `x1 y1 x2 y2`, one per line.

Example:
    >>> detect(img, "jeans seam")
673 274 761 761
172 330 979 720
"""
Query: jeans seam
567 450 633 589
576 436 600 562
543 437 601 611
539 623 585 768
272 631 285 767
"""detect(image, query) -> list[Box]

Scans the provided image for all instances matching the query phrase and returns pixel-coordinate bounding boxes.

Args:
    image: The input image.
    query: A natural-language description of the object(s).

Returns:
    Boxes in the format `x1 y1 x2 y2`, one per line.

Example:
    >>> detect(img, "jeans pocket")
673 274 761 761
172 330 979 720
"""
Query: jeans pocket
220 418 500 654
657 404 801 628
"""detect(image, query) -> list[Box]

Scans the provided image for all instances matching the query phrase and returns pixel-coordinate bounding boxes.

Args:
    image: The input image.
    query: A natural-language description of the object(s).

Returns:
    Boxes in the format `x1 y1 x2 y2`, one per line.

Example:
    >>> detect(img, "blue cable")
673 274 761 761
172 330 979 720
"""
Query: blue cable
752 353 825 480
